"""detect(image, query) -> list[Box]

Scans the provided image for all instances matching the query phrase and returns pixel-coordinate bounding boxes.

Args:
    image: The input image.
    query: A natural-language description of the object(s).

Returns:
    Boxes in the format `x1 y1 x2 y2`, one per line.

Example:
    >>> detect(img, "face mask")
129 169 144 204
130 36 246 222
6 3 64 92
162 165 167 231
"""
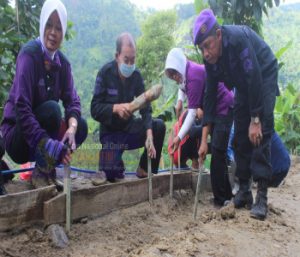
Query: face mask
119 63 135 78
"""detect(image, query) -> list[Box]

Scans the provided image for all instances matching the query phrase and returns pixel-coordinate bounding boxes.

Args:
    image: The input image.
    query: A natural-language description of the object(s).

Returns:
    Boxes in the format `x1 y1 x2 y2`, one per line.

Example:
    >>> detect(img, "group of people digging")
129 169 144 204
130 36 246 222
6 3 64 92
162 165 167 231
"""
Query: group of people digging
0 0 290 221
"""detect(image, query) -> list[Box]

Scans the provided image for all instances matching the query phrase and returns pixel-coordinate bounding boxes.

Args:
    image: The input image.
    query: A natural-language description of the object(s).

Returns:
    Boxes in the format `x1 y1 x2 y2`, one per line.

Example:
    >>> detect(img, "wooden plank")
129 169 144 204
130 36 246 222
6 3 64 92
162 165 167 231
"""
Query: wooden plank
44 172 192 226
0 185 56 232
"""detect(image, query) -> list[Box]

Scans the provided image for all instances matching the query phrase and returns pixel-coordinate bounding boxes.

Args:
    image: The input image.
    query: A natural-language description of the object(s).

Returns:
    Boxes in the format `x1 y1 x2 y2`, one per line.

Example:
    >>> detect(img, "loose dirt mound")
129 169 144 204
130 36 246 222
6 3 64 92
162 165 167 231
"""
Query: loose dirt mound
0 158 300 257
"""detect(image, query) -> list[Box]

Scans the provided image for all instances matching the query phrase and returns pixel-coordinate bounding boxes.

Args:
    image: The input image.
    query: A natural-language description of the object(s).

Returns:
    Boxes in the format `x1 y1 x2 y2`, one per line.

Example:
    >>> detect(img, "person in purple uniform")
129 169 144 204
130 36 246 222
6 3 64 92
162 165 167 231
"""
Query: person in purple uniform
0 0 87 189
165 48 234 206
193 9 279 220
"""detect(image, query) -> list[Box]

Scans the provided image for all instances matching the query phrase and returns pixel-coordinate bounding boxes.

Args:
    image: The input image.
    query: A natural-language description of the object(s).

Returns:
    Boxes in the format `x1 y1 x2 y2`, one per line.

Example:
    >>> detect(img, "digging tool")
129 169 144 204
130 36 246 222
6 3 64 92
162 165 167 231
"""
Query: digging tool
64 165 71 232
147 150 153 205
170 130 174 199
193 163 204 220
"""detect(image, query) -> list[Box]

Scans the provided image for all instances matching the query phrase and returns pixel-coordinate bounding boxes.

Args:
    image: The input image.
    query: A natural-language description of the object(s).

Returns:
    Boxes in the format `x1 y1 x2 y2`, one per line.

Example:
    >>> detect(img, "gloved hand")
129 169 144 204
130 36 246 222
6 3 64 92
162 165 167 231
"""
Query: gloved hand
35 138 68 173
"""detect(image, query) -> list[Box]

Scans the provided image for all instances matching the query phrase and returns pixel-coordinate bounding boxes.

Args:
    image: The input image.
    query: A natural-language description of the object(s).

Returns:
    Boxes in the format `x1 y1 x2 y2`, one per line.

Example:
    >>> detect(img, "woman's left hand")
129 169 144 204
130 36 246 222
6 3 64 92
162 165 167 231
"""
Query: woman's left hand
62 126 77 151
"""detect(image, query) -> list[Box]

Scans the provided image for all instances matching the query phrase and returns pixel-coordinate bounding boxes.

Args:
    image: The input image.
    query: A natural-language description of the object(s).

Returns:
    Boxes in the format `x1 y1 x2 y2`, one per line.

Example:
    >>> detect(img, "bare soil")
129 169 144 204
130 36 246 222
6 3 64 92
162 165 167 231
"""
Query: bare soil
0 157 300 257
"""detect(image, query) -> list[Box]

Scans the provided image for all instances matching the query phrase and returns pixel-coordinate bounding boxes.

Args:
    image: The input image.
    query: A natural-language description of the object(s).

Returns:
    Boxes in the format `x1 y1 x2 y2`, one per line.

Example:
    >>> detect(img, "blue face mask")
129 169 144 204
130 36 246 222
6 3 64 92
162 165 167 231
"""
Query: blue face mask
119 63 135 78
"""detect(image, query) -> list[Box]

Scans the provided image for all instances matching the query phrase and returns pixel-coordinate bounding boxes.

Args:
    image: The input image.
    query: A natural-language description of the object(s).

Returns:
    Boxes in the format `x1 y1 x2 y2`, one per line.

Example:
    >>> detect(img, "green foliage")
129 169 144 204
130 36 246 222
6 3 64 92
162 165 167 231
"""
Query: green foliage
136 10 177 87
0 0 43 118
208 0 281 35
194 0 209 14
274 83 300 154
263 3 300 89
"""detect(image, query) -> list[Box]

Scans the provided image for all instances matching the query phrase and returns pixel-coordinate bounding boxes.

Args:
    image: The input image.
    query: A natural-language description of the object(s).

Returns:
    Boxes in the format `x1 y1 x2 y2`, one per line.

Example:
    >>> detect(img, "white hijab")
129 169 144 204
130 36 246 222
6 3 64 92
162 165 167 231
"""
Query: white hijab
165 48 187 85
39 0 67 58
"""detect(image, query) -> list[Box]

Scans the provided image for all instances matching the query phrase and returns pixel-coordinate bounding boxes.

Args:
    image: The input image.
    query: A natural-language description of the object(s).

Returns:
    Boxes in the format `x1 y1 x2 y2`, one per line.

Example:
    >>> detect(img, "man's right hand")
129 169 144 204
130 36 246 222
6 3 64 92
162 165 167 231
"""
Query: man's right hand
198 142 208 164
113 103 132 120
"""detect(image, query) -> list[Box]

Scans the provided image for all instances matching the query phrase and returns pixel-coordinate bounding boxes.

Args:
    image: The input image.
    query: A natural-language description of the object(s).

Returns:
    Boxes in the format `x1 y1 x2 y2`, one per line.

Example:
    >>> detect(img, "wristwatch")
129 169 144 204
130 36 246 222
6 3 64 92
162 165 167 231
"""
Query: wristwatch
251 116 260 124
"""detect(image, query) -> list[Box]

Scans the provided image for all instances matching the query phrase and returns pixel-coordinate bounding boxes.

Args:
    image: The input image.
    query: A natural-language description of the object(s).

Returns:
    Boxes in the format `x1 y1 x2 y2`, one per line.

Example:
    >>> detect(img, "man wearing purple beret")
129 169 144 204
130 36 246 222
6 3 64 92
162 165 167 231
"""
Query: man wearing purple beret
194 9 279 220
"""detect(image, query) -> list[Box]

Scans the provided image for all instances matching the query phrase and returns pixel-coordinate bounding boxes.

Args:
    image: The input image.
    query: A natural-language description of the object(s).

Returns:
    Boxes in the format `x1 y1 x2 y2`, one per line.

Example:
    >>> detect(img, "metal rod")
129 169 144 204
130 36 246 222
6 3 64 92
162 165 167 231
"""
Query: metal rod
170 130 174 198
147 152 153 205
193 163 203 220
178 145 181 173
64 165 71 232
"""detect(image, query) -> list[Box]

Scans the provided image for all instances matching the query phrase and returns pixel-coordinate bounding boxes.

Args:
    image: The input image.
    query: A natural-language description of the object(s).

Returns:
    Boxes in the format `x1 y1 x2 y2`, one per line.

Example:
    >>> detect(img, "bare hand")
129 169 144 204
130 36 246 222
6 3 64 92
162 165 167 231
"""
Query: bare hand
171 136 181 154
198 142 208 164
113 103 132 120
248 121 263 147
145 136 156 158
62 127 76 151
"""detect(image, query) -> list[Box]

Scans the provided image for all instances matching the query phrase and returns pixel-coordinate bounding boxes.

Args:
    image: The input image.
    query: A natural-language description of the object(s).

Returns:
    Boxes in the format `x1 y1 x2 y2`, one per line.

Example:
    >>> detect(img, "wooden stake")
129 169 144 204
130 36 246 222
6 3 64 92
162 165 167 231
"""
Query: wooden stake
147 151 153 205
193 163 203 220
64 165 71 232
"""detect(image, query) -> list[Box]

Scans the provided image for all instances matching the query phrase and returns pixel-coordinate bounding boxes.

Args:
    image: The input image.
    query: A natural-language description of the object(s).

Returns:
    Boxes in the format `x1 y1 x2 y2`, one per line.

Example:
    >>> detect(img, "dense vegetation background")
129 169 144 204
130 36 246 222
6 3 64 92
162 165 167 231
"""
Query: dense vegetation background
1 0 299 170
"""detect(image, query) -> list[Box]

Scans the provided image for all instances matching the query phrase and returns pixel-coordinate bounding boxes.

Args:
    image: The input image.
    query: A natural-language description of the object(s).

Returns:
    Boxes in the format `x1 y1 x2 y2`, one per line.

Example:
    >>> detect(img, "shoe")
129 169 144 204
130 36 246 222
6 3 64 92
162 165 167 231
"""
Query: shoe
0 172 7 195
91 171 107 186
233 179 253 209
0 183 7 195
136 167 148 178
31 167 50 189
250 179 268 220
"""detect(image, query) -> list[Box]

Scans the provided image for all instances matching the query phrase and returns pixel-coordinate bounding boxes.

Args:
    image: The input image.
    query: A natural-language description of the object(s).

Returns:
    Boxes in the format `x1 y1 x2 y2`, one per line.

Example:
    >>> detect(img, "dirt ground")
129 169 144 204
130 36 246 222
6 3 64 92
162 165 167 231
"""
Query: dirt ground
0 157 300 257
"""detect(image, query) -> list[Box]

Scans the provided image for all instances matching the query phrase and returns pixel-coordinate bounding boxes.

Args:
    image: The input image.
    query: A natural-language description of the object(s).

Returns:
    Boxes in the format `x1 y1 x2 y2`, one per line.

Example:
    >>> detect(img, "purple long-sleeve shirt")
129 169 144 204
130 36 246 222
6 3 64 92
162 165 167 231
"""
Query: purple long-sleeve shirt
185 61 233 115
0 39 81 151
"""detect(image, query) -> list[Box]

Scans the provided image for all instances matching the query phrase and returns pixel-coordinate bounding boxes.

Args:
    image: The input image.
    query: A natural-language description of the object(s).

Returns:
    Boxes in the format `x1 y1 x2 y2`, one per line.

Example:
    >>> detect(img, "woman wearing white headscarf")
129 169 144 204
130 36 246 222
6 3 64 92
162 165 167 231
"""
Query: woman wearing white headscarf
165 48 235 206
0 0 87 189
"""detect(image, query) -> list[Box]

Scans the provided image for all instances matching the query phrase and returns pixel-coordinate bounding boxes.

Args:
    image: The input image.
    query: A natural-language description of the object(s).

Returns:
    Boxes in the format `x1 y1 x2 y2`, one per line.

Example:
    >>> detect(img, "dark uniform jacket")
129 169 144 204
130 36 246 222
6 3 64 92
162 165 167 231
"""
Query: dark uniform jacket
203 25 279 125
91 60 152 134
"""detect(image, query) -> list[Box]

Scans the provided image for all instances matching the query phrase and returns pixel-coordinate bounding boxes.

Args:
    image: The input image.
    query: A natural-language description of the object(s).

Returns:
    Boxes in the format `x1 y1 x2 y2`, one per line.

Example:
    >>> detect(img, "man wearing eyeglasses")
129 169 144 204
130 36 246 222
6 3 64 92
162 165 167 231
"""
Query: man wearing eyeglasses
193 9 279 220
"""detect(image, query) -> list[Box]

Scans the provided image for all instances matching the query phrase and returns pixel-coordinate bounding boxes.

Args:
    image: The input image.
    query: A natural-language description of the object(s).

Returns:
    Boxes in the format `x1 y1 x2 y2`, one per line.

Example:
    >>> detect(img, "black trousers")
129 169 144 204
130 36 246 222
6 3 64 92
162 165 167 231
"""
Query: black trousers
99 118 166 180
210 110 233 205
234 85 277 182
6 100 88 164
179 123 202 167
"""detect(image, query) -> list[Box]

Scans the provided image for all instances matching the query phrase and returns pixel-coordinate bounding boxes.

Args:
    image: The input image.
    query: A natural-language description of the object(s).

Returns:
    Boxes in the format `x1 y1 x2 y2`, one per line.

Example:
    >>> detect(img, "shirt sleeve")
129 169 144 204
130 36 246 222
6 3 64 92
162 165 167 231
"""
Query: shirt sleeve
202 71 219 126
178 108 197 140
236 28 264 118
90 69 114 126
177 89 186 103
14 53 48 149
135 74 152 130
61 63 81 122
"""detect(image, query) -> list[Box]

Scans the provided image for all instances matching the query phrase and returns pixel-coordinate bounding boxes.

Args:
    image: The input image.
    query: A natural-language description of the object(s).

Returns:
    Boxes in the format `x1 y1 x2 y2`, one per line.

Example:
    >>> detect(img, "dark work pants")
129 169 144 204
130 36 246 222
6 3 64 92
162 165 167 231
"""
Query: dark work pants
234 85 277 182
179 124 202 167
210 110 233 205
6 100 88 164
99 118 166 181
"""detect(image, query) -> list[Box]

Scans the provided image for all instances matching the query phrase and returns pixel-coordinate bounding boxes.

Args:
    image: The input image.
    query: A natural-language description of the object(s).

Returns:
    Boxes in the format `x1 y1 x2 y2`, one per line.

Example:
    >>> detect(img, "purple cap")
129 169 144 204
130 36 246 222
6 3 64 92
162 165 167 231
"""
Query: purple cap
193 9 217 45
